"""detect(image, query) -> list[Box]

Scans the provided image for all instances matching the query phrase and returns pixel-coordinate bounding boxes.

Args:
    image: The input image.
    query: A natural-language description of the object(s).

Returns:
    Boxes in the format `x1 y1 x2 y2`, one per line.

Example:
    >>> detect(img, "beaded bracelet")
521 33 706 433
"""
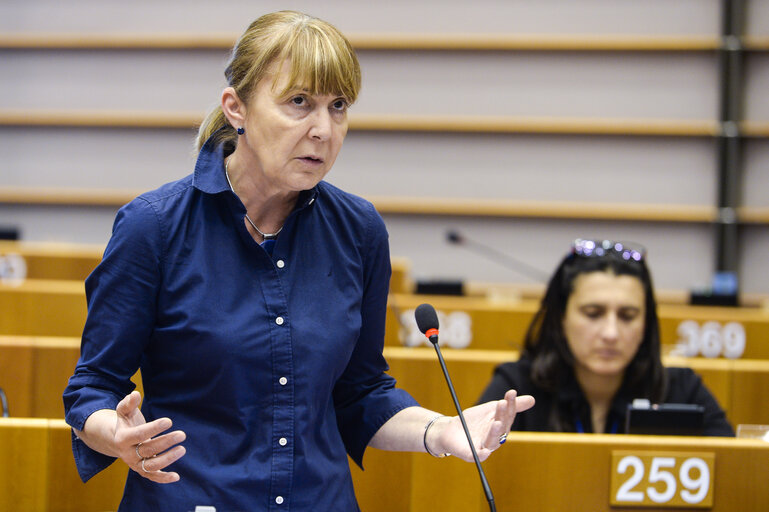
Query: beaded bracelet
423 415 451 458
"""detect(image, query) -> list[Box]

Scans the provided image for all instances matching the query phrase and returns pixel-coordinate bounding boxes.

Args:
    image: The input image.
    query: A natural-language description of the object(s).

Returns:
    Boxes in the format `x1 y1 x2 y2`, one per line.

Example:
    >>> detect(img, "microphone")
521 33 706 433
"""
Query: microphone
414 303 497 512
446 229 549 282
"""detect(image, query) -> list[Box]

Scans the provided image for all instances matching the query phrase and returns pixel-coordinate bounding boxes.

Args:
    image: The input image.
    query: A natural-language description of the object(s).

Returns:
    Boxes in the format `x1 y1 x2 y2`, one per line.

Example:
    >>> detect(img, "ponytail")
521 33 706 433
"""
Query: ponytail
196 105 237 153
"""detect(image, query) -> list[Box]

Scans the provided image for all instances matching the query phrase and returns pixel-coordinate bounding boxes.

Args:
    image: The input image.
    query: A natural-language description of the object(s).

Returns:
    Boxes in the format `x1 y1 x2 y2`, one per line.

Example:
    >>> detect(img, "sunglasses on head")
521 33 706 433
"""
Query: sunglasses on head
571 238 646 262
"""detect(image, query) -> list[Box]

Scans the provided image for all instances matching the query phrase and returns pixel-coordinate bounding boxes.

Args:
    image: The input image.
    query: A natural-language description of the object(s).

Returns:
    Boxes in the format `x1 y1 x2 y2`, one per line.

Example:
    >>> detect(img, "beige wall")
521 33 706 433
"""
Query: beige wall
1 0 767 293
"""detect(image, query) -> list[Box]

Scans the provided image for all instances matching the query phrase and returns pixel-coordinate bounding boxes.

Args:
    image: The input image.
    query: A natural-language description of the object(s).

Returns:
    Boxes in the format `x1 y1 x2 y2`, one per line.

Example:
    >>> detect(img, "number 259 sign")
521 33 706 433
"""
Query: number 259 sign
610 451 714 508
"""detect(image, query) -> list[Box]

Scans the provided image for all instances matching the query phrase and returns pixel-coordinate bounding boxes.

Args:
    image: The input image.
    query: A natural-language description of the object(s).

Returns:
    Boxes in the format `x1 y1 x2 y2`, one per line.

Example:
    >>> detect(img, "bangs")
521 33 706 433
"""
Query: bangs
273 22 361 102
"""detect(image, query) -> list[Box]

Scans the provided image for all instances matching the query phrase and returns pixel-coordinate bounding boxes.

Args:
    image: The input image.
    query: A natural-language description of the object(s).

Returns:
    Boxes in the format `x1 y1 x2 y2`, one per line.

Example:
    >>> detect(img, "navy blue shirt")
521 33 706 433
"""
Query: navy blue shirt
63 137 418 511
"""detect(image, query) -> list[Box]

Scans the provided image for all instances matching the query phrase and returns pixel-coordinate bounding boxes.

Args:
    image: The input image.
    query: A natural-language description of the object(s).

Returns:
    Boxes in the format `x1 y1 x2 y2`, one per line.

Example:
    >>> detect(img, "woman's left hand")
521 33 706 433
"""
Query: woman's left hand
429 389 535 462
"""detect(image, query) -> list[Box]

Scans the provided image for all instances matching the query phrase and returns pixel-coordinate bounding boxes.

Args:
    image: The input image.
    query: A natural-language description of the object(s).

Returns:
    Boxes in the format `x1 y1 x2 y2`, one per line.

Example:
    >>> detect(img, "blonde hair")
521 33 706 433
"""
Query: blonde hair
196 11 361 152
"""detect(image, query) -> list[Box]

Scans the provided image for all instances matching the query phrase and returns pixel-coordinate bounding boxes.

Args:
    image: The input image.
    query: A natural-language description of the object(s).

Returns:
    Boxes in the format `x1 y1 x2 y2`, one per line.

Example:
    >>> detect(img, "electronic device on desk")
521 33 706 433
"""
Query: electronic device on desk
626 399 705 436
415 279 464 296
689 271 739 307
0 227 19 240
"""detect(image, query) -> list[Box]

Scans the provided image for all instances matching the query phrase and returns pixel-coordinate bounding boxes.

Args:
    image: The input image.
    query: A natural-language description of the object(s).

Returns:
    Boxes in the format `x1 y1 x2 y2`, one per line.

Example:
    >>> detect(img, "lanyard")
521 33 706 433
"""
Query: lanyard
575 417 619 434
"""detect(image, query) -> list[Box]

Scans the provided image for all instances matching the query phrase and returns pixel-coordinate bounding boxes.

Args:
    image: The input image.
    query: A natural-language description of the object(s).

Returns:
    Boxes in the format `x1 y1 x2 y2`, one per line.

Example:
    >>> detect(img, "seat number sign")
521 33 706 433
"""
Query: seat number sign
610 451 715 508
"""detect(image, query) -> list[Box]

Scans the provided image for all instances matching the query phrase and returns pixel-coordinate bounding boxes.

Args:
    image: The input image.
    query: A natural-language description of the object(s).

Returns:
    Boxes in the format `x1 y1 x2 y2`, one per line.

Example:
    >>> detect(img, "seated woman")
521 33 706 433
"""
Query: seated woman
478 238 734 436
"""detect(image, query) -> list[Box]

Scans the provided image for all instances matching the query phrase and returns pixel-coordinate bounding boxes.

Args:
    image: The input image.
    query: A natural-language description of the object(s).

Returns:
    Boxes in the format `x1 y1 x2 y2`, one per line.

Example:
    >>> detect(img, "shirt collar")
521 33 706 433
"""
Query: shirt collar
295 187 319 210
191 132 320 209
192 134 231 194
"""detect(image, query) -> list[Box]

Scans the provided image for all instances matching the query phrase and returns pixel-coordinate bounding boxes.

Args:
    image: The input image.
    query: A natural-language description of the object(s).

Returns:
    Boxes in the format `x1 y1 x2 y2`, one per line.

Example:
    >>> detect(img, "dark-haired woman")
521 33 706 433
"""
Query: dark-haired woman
478 239 733 436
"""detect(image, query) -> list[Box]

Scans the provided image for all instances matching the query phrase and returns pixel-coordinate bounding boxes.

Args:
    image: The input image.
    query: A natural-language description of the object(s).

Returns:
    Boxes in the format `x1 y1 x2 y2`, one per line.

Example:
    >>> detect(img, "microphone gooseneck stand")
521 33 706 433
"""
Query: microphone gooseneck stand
446 229 549 282
415 303 497 512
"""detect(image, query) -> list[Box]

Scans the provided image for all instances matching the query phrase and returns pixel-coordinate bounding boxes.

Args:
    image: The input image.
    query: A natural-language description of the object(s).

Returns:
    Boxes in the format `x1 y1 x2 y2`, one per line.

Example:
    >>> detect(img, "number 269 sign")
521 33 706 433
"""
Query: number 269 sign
610 451 714 508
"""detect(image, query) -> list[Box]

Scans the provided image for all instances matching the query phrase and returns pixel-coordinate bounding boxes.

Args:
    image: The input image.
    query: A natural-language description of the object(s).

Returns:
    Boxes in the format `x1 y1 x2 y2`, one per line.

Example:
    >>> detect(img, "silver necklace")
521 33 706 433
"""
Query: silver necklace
224 158 283 241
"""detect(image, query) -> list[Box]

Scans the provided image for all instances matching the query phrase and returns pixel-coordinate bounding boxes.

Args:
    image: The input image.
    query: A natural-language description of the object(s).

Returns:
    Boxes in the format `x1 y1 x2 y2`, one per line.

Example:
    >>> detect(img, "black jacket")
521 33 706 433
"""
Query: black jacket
478 355 734 436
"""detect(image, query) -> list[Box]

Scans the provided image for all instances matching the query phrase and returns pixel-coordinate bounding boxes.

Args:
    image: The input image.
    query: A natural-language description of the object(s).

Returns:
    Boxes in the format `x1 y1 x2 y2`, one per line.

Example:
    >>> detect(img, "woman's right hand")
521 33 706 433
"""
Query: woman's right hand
115 391 187 483
77 391 187 483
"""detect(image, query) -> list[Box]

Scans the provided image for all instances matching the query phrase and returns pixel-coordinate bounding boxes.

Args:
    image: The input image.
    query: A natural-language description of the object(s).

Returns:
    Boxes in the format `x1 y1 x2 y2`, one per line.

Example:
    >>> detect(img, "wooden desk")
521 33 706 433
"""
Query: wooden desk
386 293 769 359
390 256 413 294
352 433 769 512
5 282 768 357
0 279 86 336
0 418 126 512
4 419 765 512
0 241 103 281
0 336 142 419
0 336 80 418
383 347 769 431
0 330 765 427
3 241 764 307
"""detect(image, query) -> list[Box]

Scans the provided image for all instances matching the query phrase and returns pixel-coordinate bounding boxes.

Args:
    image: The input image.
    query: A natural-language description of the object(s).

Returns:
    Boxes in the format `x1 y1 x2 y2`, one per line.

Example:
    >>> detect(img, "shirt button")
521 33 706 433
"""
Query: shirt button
275 496 284 505
279 377 288 386
279 437 287 446
275 316 284 325
276 259 285 268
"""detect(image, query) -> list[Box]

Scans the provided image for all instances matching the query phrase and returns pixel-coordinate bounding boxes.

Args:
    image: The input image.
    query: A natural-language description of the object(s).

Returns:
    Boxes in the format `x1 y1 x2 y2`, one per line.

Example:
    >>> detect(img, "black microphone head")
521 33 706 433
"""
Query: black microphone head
446 230 463 245
414 303 439 334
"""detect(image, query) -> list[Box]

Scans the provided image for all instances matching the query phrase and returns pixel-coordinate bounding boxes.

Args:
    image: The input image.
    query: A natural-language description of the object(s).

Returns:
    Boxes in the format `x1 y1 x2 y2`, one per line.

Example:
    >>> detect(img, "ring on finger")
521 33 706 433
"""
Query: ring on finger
141 458 153 473
498 433 508 445
135 441 145 460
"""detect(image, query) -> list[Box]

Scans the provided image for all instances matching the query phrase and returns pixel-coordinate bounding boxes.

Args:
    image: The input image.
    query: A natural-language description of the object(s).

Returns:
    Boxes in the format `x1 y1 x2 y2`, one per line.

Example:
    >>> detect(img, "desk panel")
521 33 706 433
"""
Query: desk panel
0 418 49 511
386 293 769 359
0 280 86 336
1 336 764 427
352 433 769 512
0 336 80 418
0 241 103 281
0 336 142 419
2 420 765 511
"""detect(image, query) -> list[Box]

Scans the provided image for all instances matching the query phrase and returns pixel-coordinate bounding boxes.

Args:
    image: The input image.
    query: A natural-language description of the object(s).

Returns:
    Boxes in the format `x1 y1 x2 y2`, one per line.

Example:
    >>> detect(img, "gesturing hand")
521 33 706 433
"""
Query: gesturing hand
435 389 535 462
113 391 187 483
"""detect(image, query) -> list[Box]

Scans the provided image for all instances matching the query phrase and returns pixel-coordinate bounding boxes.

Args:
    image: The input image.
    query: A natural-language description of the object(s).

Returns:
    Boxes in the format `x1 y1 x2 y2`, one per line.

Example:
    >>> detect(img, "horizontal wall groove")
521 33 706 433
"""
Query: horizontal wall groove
0 32 757 52
5 188 767 224
4 109 764 137
0 186 757 224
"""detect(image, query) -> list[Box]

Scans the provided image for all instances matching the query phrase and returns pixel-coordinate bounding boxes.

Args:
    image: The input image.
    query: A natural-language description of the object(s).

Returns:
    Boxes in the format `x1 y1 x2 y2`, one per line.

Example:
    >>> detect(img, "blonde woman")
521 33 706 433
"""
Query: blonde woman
64 11 533 510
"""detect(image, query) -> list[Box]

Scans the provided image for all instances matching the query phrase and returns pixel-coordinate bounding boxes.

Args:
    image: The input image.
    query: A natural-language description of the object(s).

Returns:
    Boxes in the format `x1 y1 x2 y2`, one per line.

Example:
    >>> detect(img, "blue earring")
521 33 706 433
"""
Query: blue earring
237 127 245 135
